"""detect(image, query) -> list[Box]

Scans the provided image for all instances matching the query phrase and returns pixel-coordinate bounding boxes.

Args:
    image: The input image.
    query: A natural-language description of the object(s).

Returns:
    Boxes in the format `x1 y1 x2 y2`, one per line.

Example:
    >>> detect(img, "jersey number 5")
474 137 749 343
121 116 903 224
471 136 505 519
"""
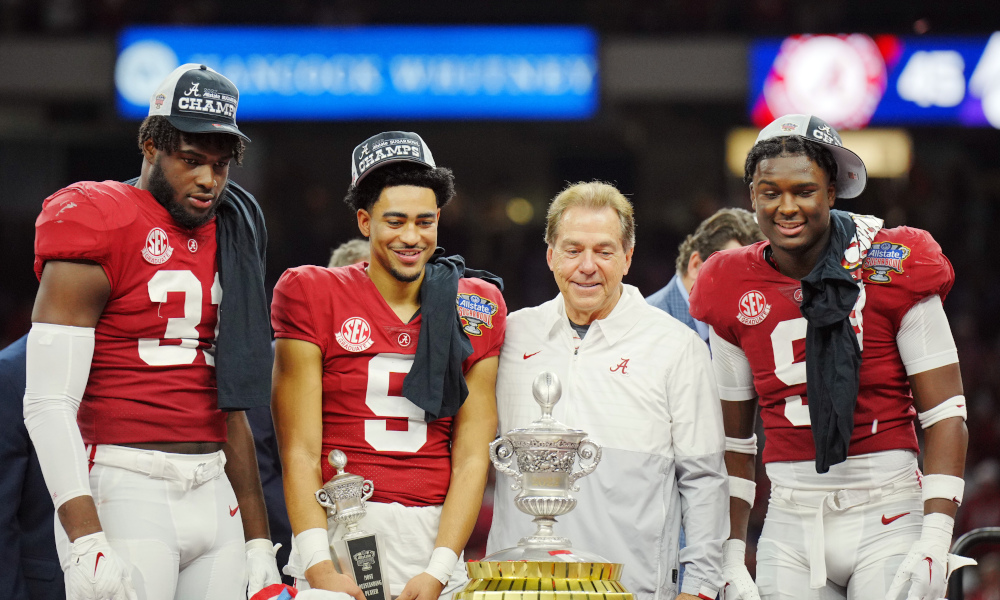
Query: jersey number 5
365 353 428 452
138 270 221 366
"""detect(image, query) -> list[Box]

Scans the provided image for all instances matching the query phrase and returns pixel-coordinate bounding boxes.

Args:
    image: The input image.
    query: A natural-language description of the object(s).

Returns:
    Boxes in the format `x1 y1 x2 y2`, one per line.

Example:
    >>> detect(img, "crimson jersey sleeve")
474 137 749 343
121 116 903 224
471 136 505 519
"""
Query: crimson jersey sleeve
457 277 507 370
861 226 954 324
271 267 326 352
689 243 762 345
34 182 139 288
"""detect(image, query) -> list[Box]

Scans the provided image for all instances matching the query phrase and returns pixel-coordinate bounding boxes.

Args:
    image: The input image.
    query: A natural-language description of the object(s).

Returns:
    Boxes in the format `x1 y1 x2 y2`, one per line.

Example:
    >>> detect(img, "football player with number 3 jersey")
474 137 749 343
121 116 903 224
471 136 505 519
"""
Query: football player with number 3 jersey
25 65 281 600
272 131 505 600
689 114 973 600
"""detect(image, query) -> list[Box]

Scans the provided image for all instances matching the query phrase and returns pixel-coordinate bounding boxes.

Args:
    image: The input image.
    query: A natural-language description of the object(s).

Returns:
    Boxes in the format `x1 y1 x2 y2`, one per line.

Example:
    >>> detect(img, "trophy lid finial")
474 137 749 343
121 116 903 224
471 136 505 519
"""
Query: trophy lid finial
329 449 348 473
531 372 561 419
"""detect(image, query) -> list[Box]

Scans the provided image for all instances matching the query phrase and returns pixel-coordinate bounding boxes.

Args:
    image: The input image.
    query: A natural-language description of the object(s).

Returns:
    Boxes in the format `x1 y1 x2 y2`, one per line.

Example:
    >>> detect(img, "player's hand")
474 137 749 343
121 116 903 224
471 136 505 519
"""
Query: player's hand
721 539 761 600
65 532 138 600
884 513 976 600
245 539 283 599
397 572 446 600
305 561 366 600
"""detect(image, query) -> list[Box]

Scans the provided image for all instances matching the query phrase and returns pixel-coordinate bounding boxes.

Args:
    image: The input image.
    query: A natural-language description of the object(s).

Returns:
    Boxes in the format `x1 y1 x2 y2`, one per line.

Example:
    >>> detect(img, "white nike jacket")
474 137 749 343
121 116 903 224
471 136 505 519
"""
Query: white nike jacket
486 284 727 600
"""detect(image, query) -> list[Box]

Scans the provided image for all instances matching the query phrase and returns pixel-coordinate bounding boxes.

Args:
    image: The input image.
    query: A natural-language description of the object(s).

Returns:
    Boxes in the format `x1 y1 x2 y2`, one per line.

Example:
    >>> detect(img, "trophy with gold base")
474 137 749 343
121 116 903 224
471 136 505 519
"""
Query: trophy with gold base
457 373 634 600
315 450 390 600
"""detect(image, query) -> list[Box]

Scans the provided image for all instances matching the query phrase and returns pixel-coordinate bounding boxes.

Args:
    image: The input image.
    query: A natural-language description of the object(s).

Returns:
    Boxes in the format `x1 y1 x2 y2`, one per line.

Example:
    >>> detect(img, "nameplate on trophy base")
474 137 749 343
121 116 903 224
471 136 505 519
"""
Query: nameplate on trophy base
333 533 390 600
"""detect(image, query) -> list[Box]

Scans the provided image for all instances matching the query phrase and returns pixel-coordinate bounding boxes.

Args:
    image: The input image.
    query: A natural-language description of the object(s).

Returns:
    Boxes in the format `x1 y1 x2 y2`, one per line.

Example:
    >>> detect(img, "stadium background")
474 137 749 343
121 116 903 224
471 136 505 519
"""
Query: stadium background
1 1 998 596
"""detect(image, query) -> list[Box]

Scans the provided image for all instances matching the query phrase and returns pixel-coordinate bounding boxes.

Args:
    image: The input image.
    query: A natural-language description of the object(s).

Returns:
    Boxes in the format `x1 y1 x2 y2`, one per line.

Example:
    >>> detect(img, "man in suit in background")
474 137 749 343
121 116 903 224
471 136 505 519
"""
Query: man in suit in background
647 208 764 344
0 334 64 600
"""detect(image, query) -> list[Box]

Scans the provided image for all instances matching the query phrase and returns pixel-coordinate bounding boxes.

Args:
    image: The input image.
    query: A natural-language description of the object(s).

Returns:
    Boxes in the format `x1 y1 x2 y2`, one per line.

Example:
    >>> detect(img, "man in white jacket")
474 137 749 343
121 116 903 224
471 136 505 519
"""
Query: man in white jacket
487 181 728 600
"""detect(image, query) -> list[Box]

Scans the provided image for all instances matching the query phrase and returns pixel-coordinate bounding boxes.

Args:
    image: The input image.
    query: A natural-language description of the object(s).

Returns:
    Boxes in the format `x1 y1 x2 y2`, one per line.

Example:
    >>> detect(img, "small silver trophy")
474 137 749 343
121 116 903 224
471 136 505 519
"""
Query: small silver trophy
484 371 605 562
315 449 389 600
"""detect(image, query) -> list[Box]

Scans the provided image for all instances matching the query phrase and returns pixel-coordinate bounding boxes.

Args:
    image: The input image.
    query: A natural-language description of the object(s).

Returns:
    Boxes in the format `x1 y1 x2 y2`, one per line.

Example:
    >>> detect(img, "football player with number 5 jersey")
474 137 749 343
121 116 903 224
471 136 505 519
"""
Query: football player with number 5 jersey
26 65 280 600
689 114 974 600
271 131 505 600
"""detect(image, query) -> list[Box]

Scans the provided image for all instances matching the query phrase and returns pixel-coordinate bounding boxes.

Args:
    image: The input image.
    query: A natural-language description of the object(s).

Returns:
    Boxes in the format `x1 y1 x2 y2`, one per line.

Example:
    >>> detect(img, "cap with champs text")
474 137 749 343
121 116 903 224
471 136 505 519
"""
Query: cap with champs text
148 64 249 142
755 114 867 198
351 131 436 186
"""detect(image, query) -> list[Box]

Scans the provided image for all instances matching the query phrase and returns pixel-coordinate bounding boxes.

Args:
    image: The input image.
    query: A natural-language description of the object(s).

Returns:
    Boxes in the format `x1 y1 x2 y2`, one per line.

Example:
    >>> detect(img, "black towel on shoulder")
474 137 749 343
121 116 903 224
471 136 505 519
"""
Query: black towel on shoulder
799 209 863 473
402 249 503 422
124 177 271 411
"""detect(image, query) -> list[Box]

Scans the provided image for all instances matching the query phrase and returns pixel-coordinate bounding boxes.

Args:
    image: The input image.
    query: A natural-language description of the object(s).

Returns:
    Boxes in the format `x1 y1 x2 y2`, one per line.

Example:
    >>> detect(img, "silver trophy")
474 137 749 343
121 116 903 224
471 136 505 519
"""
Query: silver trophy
315 450 389 600
485 372 604 562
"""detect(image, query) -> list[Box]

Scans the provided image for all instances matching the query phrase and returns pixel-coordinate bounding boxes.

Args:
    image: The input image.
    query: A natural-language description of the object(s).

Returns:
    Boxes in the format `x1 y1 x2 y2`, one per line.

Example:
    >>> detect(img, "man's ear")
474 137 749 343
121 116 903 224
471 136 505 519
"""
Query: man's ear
687 251 704 279
357 209 372 237
141 138 157 164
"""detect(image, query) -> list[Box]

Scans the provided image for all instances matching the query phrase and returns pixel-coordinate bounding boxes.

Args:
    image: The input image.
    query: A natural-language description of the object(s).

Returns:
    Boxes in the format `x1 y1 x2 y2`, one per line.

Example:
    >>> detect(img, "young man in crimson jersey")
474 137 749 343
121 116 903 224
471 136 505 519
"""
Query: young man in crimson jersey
25 65 280 600
271 131 505 600
689 114 973 600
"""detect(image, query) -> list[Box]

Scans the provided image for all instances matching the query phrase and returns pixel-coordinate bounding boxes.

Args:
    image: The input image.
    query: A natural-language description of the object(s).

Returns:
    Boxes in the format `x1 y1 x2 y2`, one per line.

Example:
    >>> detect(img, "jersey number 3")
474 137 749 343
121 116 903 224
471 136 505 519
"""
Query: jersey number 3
365 353 428 452
138 270 221 366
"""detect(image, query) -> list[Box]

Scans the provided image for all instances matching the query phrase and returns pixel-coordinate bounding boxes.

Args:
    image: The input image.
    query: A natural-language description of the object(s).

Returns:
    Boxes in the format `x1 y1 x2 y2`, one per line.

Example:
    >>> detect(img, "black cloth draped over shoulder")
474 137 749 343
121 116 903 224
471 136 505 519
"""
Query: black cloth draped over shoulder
402 249 503 422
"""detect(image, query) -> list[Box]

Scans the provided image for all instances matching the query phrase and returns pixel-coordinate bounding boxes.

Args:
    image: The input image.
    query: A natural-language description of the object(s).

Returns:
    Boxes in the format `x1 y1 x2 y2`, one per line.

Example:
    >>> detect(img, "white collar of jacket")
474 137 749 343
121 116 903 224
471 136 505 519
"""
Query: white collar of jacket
544 283 645 346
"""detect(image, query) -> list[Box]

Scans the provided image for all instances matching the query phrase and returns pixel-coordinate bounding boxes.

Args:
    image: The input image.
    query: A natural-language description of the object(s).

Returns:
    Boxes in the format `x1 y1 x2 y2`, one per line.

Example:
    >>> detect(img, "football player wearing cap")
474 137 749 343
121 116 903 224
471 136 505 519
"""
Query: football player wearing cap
689 114 973 600
25 64 280 600
271 132 506 600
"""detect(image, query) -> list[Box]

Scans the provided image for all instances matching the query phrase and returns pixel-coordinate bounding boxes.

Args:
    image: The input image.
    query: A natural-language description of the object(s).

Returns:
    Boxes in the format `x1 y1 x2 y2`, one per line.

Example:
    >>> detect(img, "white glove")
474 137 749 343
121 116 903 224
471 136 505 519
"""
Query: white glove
884 513 977 600
245 539 283 599
721 539 761 600
65 532 138 600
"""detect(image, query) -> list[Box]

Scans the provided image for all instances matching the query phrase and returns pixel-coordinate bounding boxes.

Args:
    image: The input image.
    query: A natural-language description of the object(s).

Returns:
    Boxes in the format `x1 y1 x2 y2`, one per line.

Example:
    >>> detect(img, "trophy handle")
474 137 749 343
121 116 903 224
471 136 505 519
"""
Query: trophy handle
315 488 336 511
568 439 602 492
361 479 374 502
489 437 522 491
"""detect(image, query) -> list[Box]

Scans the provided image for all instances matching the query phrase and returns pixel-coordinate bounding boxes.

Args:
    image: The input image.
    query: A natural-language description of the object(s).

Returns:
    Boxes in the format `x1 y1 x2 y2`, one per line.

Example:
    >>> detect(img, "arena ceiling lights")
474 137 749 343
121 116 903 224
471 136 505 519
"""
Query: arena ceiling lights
749 32 1000 129
115 26 598 120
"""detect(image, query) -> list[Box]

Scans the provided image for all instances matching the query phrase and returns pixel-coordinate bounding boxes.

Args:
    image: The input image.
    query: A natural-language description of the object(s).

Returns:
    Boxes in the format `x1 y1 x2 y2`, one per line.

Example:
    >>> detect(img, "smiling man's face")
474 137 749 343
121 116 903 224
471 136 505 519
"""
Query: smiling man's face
547 205 633 325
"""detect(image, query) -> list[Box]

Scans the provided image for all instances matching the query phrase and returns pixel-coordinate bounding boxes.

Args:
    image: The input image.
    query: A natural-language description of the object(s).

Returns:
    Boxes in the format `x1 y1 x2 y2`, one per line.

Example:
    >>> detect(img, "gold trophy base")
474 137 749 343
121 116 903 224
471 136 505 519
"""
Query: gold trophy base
456 561 634 600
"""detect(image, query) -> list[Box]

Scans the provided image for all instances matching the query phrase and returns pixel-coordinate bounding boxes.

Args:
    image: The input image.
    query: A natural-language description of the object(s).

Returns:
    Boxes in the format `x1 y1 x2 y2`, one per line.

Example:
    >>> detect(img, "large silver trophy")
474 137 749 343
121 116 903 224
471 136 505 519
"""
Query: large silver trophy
315 450 390 600
458 372 633 600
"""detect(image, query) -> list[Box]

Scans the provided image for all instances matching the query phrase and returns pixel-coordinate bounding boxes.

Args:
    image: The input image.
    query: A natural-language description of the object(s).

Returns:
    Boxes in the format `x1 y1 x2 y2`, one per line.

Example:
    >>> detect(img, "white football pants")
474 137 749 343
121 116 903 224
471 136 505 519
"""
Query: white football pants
755 473 923 600
55 445 247 600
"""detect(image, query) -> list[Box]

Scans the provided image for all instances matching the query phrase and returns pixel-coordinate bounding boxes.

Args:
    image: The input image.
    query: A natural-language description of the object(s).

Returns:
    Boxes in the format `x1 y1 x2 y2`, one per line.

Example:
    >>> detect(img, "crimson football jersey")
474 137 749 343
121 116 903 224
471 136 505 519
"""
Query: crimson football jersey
34 181 226 444
690 227 954 464
271 263 506 507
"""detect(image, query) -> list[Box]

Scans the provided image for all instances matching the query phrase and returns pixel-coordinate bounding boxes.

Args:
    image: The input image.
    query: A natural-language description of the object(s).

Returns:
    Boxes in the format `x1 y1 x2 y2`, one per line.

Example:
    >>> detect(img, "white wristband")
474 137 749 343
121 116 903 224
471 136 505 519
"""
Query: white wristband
922 473 965 506
725 435 758 455
295 528 333 571
917 395 967 429
424 546 459 586
729 476 756 508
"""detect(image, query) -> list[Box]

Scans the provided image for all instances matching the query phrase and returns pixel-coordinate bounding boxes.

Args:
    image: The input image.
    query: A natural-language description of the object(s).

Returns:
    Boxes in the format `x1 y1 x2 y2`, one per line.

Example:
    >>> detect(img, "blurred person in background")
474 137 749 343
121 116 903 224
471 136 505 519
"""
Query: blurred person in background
647 208 764 345
327 238 370 268
0 335 64 600
25 64 281 600
272 131 505 600
489 181 727 600
691 114 973 600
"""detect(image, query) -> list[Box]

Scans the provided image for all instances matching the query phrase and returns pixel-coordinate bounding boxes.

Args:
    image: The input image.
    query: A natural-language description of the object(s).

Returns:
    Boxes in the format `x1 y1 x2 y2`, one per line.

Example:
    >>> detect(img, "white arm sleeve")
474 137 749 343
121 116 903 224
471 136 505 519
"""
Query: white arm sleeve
896 295 959 376
709 326 756 400
23 322 95 510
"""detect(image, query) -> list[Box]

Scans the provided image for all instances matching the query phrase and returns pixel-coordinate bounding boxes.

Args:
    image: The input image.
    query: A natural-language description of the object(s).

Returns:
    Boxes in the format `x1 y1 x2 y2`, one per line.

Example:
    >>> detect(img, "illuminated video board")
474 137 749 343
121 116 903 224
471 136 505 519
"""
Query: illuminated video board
116 26 598 120
749 33 1000 129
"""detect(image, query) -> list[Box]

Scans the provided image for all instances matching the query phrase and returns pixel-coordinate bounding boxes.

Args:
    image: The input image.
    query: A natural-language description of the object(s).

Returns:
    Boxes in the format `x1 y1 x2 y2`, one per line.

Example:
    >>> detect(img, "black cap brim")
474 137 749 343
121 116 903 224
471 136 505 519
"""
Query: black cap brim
166 115 250 142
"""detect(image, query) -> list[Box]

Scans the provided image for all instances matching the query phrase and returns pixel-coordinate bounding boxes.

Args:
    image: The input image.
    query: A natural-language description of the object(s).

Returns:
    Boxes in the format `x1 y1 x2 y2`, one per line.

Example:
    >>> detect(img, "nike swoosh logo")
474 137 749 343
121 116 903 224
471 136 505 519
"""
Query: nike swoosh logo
94 551 105 575
881 512 910 525
523 351 541 360
229 505 239 517
925 557 933 582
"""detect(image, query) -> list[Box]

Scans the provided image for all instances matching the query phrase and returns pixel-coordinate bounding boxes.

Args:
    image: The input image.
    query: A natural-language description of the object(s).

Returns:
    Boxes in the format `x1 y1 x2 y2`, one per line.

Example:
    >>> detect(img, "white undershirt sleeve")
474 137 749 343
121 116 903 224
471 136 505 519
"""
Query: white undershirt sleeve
23 322 96 510
709 327 756 401
896 295 959 376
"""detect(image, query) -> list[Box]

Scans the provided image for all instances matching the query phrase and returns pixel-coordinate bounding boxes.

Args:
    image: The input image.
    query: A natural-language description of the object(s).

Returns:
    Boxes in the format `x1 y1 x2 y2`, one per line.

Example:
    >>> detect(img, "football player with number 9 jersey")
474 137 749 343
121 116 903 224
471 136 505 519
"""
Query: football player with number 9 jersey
272 131 505 600
26 65 280 600
689 114 973 600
